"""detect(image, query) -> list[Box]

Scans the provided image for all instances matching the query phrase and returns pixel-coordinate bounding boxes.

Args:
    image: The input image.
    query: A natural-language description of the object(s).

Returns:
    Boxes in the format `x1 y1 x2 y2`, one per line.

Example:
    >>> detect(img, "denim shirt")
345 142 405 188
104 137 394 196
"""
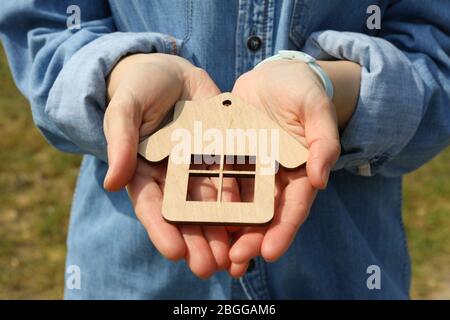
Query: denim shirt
1 0 450 299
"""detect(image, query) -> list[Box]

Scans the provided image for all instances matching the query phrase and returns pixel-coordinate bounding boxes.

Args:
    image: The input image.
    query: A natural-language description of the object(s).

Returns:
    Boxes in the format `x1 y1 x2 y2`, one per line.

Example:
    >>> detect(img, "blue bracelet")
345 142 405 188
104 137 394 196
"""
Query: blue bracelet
254 50 334 99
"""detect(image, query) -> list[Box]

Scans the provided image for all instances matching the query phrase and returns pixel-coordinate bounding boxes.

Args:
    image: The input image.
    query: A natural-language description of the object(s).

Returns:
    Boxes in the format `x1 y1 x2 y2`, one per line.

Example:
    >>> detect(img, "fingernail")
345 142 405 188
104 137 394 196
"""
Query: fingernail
103 168 112 190
322 166 330 188
103 174 110 190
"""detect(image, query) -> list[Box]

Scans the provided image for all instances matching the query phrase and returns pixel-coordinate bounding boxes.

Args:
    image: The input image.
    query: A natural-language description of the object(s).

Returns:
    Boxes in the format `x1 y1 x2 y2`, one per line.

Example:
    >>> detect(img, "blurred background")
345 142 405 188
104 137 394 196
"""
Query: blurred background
0 46 449 299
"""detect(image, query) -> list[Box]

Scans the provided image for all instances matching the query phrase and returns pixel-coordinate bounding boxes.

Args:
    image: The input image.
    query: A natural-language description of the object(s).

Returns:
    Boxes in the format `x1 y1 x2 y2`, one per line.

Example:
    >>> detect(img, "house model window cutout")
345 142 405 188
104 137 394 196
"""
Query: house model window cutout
138 93 308 225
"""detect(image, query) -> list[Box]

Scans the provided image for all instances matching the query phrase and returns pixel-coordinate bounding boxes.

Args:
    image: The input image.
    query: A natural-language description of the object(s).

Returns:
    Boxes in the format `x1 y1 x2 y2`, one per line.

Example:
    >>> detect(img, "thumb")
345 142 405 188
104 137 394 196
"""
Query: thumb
182 68 221 100
103 89 142 192
304 97 341 189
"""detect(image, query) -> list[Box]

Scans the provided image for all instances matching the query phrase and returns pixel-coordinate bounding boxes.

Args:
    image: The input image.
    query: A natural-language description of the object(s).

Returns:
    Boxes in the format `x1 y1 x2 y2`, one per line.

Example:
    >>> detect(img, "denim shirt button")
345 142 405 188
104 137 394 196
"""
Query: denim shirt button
247 35 262 51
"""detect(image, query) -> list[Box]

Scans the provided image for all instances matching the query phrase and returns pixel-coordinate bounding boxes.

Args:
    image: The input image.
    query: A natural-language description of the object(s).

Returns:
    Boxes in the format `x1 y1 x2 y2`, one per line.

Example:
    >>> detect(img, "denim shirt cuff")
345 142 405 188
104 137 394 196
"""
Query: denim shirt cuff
45 32 182 162
302 30 425 176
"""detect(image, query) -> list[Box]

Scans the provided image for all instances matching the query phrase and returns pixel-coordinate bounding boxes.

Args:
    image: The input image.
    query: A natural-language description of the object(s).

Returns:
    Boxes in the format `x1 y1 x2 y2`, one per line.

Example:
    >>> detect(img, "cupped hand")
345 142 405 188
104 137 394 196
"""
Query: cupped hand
228 59 341 277
103 53 233 278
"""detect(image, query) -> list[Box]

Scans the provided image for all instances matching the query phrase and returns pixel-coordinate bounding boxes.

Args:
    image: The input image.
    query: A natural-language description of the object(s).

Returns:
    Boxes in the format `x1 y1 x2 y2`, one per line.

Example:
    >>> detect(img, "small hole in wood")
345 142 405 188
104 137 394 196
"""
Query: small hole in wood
222 100 232 107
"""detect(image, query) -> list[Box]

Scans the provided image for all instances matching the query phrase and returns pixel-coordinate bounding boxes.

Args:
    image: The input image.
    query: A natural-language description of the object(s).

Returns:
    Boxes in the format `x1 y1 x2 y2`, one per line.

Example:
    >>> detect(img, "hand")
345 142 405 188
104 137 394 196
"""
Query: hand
103 53 233 278
228 59 360 276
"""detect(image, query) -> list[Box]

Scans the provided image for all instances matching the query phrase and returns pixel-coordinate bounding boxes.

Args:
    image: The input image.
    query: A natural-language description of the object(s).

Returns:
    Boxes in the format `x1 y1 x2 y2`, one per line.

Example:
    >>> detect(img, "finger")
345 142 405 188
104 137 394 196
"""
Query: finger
228 261 250 278
221 164 241 202
229 227 265 264
128 160 186 261
180 225 218 279
187 169 231 270
261 175 317 262
304 95 341 189
237 172 255 202
203 226 230 270
228 163 270 263
103 89 141 192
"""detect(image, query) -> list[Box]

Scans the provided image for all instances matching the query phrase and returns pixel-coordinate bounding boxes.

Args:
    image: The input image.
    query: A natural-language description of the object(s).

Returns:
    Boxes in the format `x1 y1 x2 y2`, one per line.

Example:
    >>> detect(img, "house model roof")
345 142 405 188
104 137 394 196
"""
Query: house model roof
138 92 308 168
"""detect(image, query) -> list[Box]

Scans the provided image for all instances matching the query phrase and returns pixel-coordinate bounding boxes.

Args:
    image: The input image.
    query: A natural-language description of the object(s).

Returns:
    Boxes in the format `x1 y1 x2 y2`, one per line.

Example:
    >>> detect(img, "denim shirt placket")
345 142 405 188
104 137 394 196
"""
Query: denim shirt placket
235 0 275 78
233 0 275 300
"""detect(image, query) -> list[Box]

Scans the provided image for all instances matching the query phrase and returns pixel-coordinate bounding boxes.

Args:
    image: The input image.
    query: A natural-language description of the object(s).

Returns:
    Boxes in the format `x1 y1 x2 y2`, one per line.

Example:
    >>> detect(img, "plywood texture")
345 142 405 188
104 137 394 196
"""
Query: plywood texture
138 93 308 224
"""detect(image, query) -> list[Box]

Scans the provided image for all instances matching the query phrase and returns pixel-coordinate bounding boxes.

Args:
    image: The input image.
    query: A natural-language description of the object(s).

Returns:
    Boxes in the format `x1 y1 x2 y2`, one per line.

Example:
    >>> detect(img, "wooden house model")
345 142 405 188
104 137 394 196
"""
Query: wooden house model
138 93 308 225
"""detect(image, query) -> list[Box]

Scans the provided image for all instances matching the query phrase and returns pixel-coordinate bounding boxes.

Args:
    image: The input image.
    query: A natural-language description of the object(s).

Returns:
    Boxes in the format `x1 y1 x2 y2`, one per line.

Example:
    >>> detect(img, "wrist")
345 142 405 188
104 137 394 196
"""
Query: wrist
316 60 361 130
107 53 189 101
255 50 334 99
107 53 153 99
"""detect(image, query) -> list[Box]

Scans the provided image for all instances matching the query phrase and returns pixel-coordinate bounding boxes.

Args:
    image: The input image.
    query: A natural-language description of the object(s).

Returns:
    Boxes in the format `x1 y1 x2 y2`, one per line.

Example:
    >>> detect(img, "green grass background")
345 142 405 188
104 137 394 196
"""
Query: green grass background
0 47 449 299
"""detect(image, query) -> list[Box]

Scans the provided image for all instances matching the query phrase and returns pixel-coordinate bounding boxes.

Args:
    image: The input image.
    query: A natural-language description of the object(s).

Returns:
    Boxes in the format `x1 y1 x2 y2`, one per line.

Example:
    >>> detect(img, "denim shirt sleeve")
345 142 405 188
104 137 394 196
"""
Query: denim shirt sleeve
0 1 181 162
302 1 450 177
